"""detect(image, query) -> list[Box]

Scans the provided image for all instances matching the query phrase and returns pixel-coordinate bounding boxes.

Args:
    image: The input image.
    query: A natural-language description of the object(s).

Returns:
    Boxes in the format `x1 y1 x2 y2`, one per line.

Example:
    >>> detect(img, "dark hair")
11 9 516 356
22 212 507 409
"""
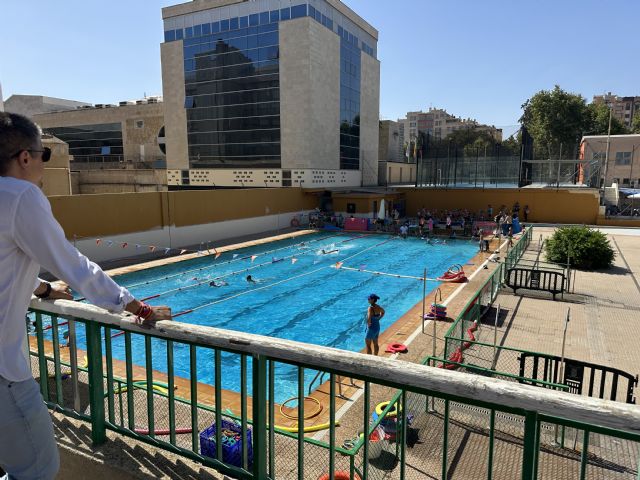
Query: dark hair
0 112 41 175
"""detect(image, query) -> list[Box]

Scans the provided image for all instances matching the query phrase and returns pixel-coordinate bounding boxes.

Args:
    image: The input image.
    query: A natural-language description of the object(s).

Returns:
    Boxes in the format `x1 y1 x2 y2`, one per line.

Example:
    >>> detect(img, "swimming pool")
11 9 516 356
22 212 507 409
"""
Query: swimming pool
44 232 478 402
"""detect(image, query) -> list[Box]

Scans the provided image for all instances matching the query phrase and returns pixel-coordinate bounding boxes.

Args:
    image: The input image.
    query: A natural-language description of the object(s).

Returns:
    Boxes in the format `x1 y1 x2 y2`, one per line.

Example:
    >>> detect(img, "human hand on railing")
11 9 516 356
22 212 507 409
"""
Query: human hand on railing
49 284 74 300
125 300 172 328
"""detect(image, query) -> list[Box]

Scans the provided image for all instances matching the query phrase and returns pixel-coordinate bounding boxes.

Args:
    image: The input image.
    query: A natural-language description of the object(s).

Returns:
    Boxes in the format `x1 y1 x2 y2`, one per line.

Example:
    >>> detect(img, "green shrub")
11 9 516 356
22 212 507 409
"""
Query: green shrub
545 226 615 269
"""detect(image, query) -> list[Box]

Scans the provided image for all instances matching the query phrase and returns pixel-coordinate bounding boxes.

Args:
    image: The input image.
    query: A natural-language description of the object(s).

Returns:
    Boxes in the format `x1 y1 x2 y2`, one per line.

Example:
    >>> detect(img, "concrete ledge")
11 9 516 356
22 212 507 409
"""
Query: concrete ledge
52 413 224 480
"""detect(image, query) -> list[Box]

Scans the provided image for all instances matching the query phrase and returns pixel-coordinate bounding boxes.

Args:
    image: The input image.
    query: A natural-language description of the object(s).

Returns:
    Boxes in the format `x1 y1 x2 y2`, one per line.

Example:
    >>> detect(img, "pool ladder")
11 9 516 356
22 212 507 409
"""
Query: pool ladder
308 371 358 399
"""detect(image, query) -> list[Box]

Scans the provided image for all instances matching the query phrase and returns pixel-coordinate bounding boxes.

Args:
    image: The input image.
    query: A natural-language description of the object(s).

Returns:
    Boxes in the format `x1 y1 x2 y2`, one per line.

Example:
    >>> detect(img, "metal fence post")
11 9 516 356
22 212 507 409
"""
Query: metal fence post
252 354 268 479
522 411 540 480
86 321 106 445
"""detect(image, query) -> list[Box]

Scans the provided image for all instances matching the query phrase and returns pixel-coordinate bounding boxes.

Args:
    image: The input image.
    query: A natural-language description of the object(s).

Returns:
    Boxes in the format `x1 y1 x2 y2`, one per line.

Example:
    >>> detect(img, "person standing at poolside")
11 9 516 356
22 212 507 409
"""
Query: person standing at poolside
0 112 171 480
365 294 385 355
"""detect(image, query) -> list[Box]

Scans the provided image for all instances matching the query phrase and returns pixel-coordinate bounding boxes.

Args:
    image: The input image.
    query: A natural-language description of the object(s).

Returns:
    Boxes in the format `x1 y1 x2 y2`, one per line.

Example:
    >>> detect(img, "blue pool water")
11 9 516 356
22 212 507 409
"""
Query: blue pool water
43 233 477 402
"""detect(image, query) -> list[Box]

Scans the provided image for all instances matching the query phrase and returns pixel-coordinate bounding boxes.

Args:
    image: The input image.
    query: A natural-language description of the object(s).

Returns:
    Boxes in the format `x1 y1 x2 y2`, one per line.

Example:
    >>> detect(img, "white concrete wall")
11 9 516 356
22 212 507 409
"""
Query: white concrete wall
73 212 313 263
280 17 340 171
360 52 380 186
161 40 189 171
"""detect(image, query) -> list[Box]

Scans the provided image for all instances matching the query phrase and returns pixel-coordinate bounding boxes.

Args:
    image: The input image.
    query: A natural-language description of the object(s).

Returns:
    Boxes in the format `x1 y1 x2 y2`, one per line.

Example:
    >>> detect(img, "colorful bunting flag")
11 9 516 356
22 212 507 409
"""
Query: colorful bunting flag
180 249 187 255
121 242 128 249
135 244 141 249
251 255 257 262
335 261 343 269
96 239 102 245
107 240 113 247
233 254 239 259
149 246 156 252
291 257 298 264
215 252 221 259
164 248 171 255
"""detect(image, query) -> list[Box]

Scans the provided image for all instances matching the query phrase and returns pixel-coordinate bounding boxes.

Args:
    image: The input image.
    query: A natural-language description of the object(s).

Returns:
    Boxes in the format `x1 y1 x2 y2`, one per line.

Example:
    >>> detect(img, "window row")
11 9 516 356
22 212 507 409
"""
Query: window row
181 23 278 48
68 146 124 156
188 142 281 159
165 4 305 42
187 116 280 132
340 157 360 170
308 5 334 31
183 32 279 61
185 74 279 97
44 130 123 143
187 60 278 84
186 100 280 120
186 48 279 74
45 123 121 134
188 129 280 145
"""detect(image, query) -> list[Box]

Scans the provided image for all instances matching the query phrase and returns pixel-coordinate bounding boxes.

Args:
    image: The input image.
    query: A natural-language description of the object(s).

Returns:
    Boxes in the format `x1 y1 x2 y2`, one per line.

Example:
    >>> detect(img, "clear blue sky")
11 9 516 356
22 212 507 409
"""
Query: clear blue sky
1 0 638 131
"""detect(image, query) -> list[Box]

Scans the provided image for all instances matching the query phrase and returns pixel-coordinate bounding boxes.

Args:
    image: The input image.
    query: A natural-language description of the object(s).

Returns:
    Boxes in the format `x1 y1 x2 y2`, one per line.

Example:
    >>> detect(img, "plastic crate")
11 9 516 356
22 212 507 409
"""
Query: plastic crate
199 419 253 468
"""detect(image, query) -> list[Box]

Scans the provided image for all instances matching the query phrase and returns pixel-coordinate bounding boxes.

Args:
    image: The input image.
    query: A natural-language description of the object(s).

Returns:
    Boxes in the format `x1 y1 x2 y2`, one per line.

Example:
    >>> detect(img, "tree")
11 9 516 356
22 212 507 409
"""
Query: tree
586 102 628 136
632 112 640 134
520 85 591 159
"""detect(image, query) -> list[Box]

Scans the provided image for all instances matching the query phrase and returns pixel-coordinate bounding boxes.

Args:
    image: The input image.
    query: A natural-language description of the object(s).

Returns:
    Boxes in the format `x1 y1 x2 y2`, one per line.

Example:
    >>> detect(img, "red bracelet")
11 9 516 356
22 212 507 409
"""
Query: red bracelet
135 302 153 321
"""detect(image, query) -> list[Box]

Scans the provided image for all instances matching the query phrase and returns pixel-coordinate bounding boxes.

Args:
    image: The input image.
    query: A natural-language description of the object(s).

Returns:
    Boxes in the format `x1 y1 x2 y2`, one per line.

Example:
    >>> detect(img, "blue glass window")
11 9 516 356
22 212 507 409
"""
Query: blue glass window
220 19 229 31
258 31 278 47
164 30 175 42
270 10 279 23
326 18 333 30
260 11 269 24
315 10 322 22
338 26 343 36
309 5 315 18
211 21 219 33
185 26 193 38
175 28 184 40
247 34 258 49
291 4 306 18
240 16 248 28
184 96 194 108
280 7 290 20
249 14 259 26
194 24 202 37
229 17 239 30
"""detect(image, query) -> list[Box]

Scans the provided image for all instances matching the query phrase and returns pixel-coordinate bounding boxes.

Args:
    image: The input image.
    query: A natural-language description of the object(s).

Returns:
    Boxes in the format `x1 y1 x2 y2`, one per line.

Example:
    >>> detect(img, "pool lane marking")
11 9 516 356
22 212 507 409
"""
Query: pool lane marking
121 231 348 290
172 236 396 318
317 240 507 440
136 233 370 301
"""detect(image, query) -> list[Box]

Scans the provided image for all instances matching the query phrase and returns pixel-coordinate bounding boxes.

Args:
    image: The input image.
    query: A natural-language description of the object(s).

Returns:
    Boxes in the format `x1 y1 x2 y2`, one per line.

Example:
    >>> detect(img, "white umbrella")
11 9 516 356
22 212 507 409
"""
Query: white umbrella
378 199 386 220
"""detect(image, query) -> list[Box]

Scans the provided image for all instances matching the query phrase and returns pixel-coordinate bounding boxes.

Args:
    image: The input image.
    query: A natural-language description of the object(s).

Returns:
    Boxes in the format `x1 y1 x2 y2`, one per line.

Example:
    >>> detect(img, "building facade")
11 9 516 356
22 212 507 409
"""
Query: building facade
593 93 640 129
33 101 166 169
4 94 91 118
161 0 379 188
581 134 640 188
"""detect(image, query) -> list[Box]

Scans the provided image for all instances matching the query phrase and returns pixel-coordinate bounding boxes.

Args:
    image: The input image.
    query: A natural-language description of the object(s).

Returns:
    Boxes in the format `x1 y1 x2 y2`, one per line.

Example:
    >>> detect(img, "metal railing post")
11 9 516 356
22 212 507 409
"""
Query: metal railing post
86 321 106 445
521 411 540 480
252 354 268 479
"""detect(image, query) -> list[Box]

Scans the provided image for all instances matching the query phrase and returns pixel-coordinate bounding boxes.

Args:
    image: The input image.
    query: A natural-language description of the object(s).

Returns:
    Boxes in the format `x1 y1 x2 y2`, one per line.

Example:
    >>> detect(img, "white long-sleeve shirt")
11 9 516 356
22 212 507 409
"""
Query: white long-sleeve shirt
0 177 134 382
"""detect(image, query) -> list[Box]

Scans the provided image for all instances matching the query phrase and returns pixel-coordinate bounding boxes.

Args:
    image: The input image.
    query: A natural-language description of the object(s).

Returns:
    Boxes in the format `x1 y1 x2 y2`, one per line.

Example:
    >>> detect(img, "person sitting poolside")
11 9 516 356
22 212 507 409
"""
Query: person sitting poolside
399 224 408 239
246 275 257 283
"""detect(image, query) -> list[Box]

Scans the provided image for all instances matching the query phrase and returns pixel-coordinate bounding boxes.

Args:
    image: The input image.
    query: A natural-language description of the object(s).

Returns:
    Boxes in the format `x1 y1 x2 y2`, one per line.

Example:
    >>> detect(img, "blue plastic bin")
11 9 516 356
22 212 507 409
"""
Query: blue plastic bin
199 419 253 468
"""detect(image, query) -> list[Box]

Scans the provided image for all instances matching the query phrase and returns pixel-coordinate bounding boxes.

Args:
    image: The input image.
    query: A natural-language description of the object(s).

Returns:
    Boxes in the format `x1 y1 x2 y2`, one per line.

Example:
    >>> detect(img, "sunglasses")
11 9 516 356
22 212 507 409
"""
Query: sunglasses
12 147 51 162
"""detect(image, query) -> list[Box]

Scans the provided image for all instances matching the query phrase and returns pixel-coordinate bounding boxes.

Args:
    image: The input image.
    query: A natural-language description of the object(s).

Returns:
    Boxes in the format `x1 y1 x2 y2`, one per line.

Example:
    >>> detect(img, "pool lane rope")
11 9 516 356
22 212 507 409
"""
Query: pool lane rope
172 236 395 318
136 233 370 303
336 266 439 281
122 232 347 290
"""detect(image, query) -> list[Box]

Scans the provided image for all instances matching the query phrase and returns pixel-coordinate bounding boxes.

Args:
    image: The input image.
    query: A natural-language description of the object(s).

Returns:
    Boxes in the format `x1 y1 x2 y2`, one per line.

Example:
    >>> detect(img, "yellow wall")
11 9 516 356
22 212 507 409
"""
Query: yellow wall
49 188 317 238
404 188 600 224
596 217 640 227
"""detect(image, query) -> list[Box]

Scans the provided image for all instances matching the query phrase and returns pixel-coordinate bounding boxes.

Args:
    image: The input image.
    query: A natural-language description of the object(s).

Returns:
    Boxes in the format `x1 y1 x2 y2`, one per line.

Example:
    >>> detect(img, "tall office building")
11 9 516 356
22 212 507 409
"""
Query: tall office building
161 0 379 188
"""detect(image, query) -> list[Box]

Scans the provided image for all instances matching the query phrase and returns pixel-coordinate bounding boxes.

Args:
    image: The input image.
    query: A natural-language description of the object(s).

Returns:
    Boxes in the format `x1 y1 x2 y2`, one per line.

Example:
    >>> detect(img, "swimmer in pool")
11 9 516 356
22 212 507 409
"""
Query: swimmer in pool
246 275 257 283
209 280 228 287
321 248 339 254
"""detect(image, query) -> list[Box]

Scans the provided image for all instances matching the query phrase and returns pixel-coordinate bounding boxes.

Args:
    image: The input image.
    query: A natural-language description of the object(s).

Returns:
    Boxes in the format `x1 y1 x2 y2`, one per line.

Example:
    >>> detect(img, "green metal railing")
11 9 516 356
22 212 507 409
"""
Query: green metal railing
27 222 640 480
